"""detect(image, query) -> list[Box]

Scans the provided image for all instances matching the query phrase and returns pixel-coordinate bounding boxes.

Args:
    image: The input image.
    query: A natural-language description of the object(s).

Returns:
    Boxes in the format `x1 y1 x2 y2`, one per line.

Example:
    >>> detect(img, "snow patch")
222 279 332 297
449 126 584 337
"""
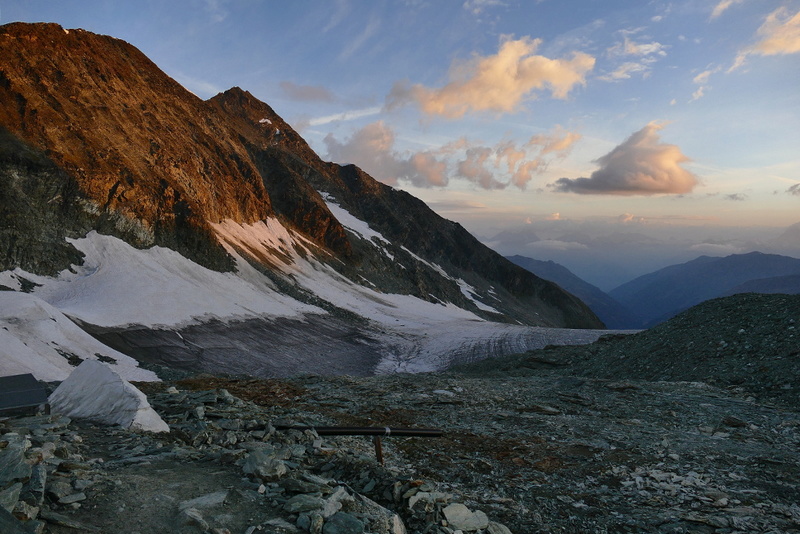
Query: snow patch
319 193 396 260
19 231 315 328
400 246 451 279
259 118 272 124
456 278 500 314
0 291 157 382
212 219 484 328
49 359 169 432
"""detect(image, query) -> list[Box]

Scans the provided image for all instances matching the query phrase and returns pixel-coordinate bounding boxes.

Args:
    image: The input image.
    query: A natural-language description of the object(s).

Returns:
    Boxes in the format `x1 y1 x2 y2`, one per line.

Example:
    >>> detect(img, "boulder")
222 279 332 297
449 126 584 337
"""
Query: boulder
48 360 169 432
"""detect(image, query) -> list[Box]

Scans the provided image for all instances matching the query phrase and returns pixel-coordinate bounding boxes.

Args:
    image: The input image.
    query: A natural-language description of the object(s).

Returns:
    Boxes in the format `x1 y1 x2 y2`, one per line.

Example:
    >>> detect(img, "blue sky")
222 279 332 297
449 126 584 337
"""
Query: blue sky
4 0 800 286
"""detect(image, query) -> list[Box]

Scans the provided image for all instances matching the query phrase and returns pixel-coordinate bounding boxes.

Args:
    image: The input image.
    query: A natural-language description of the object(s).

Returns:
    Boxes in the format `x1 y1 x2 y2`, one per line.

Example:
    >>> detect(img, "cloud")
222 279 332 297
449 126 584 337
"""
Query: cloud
608 36 667 58
598 61 651 82
788 183 800 196
203 0 229 23
463 0 506 15
324 121 448 187
601 31 667 82
752 7 800 55
323 0 350 33
279 81 336 103
551 122 699 195
724 193 748 201
427 200 487 211
710 0 743 20
527 240 589 252
171 72 223 99
339 14 380 60
618 213 646 223
689 243 742 255
387 36 595 118
690 66 720 101
692 69 715 85
730 7 800 70
308 106 382 126
323 122 581 190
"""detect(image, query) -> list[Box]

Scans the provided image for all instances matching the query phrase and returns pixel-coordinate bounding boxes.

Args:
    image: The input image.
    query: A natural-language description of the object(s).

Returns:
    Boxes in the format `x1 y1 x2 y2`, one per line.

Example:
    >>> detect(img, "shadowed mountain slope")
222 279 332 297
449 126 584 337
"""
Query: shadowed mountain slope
609 251 800 327
507 254 638 328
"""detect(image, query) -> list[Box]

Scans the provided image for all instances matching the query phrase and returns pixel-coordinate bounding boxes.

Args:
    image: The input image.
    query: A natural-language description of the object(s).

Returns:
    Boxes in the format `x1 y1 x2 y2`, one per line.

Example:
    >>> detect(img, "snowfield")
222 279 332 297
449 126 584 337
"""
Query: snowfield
0 291 158 382
1 206 621 381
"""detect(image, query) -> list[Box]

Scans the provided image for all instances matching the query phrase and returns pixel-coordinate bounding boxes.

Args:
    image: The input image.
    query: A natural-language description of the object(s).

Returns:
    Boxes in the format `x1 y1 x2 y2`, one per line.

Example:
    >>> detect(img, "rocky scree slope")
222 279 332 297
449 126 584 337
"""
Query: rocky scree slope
457 293 800 409
1 365 798 533
507 254 638 329
0 22 600 331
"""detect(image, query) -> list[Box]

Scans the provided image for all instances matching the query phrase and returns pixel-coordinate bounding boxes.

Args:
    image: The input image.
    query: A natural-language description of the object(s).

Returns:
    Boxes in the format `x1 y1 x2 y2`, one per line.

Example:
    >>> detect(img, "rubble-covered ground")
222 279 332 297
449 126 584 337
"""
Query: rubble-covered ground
2 370 799 534
1 293 798 533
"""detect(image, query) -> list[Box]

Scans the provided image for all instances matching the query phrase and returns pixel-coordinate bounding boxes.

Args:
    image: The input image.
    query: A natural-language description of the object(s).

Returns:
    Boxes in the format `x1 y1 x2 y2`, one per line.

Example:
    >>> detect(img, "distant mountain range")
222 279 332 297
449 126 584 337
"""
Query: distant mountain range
510 251 800 329
609 251 800 327
0 23 601 380
506 255 637 329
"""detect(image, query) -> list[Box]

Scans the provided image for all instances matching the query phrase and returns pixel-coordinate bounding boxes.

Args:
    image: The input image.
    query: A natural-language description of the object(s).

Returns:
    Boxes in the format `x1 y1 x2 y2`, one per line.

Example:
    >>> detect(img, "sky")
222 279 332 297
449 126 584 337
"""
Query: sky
3 0 800 288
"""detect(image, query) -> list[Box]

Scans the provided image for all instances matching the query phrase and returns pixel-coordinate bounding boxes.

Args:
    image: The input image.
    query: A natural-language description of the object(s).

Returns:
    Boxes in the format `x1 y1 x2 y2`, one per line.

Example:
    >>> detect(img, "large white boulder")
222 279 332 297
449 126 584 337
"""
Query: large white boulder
48 360 169 433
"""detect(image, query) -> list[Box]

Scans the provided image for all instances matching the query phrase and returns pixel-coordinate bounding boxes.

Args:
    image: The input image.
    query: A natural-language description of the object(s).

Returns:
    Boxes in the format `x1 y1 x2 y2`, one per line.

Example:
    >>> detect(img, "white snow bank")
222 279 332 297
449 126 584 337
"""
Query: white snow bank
320 193 391 246
319 193 396 260
18 231 318 328
0 291 157 382
49 359 169 433
212 219 484 329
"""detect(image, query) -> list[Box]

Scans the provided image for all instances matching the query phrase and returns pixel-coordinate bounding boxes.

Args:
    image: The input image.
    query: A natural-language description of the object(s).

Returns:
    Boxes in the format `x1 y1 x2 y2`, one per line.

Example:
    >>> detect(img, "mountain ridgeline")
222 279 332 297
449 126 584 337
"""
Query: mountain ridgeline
0 22 601 332
610 251 800 327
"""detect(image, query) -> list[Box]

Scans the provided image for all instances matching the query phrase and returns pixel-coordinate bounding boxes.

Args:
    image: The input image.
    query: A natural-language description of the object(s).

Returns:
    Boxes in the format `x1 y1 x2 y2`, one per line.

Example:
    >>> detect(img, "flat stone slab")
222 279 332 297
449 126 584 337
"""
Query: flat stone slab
0 373 48 415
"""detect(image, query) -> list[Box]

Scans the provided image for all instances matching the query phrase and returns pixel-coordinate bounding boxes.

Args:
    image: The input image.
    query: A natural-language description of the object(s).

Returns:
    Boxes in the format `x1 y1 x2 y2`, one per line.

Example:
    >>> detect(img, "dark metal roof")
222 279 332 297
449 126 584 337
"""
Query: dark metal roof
0 373 49 415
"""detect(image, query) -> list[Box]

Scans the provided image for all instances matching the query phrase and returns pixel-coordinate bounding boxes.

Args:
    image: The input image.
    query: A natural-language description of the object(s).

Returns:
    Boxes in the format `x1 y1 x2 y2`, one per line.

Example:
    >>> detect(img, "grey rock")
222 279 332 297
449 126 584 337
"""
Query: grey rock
280 476 326 494
442 503 489 532
179 490 229 510
263 517 300 532
46 479 74 501
13 500 39 521
180 507 209 530
0 434 32 486
486 521 513 534
0 482 22 512
58 492 87 505
322 512 364 534
39 509 100 531
284 494 325 513
242 449 288 481
0 505 33 534
322 486 352 518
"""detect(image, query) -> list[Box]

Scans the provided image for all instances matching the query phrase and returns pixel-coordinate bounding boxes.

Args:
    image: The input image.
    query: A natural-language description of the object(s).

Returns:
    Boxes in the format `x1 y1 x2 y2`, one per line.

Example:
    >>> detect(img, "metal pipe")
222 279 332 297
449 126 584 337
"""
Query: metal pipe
274 425 443 437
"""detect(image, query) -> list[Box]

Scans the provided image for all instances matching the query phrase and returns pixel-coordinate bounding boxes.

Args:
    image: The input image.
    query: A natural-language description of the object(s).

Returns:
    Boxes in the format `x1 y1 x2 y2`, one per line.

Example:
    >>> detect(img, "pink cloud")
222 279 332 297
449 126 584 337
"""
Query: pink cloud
324 122 583 190
552 122 699 195
387 36 595 118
